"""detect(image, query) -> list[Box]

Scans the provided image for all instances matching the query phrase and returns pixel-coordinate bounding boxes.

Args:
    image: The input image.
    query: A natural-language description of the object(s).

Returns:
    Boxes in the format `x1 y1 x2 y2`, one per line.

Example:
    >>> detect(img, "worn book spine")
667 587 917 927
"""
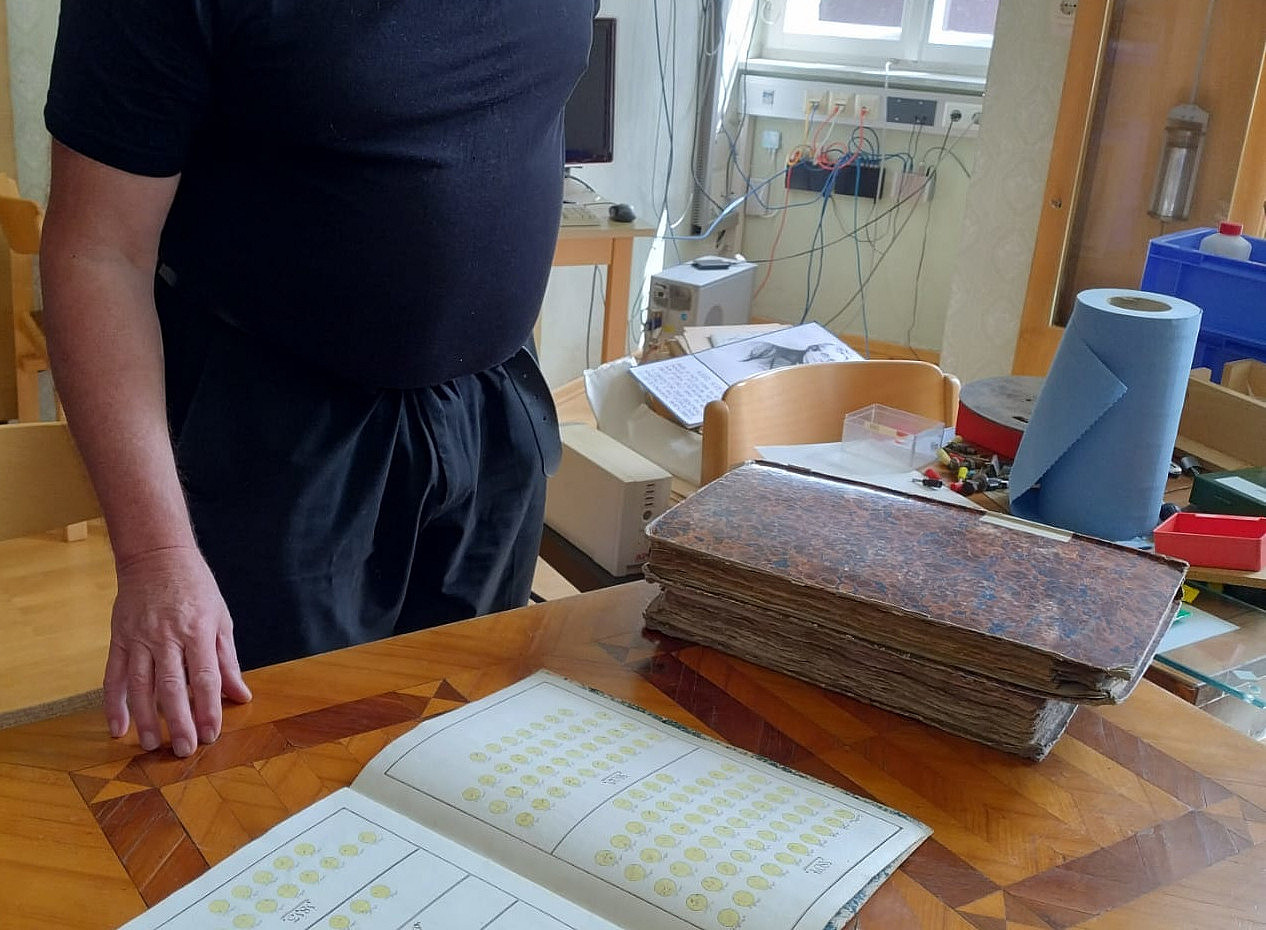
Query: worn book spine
643 585 1077 760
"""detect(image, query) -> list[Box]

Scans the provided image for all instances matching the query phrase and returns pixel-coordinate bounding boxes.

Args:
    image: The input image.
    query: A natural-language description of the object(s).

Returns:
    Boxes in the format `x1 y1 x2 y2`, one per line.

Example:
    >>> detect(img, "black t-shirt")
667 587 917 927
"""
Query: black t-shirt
46 0 596 387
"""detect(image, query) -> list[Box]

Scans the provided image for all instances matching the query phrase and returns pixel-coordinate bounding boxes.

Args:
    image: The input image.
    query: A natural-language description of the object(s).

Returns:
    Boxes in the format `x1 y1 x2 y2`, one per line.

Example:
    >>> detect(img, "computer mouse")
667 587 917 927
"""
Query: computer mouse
608 202 636 223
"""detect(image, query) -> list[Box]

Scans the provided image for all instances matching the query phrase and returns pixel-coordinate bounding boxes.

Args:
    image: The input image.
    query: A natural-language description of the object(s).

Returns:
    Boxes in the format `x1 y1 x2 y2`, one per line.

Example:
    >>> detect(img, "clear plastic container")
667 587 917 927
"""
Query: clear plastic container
841 404 945 472
1198 221 1253 261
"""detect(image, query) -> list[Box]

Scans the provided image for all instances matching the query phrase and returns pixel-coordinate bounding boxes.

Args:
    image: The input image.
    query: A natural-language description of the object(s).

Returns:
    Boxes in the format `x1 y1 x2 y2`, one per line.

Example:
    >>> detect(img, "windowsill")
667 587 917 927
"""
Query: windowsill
742 57 986 98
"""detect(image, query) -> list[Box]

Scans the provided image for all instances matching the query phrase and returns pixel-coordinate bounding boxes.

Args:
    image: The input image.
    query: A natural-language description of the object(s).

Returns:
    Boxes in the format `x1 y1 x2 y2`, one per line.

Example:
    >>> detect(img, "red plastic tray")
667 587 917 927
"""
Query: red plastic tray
1153 512 1266 571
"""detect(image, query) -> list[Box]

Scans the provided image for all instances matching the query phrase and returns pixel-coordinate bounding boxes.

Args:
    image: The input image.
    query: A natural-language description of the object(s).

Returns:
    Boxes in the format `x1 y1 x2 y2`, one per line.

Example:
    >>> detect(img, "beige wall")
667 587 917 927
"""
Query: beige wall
938 2 1073 383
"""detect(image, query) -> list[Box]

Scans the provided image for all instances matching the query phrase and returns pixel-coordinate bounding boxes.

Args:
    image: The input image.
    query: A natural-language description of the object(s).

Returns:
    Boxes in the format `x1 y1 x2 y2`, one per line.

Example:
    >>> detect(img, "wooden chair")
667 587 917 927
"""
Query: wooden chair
0 421 99 541
0 174 47 423
699 359 962 485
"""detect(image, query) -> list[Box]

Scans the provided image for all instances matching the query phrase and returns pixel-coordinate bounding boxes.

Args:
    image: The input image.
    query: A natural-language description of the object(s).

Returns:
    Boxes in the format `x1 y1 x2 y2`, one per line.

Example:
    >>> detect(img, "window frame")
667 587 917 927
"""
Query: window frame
760 0 994 78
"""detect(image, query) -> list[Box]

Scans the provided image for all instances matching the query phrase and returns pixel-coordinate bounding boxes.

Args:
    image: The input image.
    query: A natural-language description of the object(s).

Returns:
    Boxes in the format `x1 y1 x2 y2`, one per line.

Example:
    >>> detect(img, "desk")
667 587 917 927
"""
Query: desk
553 218 654 363
2 582 1265 929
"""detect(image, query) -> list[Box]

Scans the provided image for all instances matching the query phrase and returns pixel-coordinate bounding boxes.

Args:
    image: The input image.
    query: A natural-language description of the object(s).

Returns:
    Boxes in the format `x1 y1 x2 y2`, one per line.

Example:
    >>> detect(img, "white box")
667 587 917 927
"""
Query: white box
545 423 674 577
650 260 756 337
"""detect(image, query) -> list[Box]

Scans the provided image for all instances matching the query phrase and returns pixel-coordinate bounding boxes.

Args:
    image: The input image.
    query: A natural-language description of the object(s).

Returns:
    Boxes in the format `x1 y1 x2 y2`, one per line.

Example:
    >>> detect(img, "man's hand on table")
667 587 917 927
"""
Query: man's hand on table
104 546 252 757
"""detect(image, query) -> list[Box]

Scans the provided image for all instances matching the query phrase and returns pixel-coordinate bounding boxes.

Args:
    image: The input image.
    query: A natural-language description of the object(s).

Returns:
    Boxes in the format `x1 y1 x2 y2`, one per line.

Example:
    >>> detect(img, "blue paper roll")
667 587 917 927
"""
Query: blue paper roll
1009 289 1201 541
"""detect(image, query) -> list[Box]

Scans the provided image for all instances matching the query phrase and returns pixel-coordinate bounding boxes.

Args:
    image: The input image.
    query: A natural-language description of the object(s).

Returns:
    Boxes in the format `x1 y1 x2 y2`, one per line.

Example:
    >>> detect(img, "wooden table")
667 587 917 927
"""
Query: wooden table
553 218 654 363
2 582 1265 929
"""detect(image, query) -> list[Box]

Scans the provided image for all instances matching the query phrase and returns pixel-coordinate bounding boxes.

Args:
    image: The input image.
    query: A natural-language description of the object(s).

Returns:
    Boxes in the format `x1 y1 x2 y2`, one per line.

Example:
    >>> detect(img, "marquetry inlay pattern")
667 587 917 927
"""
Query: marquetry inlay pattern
2 582 1263 929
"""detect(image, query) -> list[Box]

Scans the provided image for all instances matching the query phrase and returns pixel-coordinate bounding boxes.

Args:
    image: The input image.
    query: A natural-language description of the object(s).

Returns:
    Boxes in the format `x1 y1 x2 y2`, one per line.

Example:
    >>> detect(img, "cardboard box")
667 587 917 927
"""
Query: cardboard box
1176 368 1266 470
1223 358 1266 400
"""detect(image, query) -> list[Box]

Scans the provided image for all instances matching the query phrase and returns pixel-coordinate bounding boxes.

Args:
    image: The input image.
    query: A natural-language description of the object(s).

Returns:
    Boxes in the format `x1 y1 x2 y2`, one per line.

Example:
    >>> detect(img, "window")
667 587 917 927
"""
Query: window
762 0 999 75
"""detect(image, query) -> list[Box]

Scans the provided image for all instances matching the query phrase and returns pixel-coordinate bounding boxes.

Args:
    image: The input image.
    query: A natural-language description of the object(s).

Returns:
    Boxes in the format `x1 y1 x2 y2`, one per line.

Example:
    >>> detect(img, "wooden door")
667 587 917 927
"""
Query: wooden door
1012 0 1266 376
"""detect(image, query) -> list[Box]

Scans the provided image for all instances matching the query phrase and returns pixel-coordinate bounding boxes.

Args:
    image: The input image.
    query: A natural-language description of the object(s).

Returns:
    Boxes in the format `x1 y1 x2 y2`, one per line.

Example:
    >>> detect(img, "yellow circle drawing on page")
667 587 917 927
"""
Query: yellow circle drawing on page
717 907 741 928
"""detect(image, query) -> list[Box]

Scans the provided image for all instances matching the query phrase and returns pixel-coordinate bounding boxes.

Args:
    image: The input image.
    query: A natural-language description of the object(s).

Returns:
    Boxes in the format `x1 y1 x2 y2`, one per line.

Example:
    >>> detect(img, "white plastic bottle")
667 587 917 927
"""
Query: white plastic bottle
1198 221 1253 260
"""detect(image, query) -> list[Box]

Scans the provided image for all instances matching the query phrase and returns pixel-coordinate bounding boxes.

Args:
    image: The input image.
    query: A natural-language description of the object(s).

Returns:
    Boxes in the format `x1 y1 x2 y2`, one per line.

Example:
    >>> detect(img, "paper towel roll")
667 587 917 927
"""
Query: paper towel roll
1008 289 1201 541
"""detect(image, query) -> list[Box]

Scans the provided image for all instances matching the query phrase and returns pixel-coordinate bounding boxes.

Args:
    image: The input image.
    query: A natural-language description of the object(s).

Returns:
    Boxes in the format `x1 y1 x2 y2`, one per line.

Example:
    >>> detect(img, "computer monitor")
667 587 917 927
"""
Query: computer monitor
564 17 616 165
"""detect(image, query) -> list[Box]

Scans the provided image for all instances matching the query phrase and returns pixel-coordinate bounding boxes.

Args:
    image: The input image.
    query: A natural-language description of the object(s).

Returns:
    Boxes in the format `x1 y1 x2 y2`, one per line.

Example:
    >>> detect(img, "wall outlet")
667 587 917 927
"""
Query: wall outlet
826 92 853 117
804 90 826 117
855 94 881 121
942 102 983 128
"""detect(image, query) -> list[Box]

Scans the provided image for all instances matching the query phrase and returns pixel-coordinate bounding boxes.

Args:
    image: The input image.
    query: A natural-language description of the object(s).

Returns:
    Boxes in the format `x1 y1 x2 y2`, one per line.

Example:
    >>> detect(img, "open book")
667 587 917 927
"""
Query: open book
630 322 863 429
121 671 929 930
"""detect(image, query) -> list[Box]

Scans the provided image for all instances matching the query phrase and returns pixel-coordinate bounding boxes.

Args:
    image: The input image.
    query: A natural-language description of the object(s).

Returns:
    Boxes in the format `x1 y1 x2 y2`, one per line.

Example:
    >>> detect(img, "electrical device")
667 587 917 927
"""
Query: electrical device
564 18 616 166
544 424 672 577
649 259 757 337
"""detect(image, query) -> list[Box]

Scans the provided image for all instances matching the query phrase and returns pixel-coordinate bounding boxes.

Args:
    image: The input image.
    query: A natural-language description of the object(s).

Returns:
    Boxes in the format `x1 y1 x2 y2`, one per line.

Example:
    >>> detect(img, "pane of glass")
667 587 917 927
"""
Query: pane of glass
927 0 996 47
936 0 998 37
817 0 905 29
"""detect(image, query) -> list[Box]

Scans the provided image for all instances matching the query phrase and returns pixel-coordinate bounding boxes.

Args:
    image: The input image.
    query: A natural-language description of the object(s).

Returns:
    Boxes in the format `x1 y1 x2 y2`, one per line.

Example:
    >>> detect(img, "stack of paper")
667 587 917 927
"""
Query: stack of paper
642 462 1187 759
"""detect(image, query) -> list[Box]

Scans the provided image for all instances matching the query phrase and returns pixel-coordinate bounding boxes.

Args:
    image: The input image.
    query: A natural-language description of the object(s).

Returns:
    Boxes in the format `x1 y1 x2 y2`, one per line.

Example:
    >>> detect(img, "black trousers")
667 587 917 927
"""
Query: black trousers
157 287 560 670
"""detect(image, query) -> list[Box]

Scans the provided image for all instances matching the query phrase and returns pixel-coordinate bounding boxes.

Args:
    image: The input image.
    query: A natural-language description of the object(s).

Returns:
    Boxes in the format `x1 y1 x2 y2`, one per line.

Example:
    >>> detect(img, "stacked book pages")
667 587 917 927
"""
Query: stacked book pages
642 462 1188 759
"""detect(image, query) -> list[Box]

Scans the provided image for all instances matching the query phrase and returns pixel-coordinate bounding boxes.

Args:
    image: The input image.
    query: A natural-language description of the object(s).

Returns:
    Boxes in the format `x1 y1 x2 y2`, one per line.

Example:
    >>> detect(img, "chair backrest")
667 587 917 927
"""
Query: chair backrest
699 359 962 485
0 174 42 255
0 174 45 421
0 421 100 541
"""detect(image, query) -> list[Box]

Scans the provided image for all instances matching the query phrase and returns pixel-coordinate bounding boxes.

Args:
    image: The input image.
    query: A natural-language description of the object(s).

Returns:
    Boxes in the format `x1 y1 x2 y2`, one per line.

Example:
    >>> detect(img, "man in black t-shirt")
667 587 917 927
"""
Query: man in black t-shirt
41 1 596 757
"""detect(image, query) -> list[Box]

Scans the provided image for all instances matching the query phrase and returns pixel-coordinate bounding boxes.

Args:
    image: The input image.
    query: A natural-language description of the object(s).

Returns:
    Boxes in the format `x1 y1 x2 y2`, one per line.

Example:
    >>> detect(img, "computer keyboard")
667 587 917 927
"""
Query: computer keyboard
560 202 603 227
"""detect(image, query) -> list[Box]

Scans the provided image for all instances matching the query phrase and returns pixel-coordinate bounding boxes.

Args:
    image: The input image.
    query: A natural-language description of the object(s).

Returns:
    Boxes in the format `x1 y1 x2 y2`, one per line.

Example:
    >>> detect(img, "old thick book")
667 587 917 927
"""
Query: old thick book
644 463 1186 705
119 671 928 930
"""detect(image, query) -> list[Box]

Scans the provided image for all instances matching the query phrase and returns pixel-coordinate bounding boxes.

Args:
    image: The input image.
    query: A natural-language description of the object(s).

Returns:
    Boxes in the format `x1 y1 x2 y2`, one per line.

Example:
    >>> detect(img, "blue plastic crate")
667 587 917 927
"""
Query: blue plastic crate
1191 329 1266 382
1141 228 1266 354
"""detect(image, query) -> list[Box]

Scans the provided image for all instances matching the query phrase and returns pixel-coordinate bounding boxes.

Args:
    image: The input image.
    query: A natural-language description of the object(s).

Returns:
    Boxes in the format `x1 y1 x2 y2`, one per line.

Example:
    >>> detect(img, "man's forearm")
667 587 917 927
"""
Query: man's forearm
40 148 193 563
41 253 195 561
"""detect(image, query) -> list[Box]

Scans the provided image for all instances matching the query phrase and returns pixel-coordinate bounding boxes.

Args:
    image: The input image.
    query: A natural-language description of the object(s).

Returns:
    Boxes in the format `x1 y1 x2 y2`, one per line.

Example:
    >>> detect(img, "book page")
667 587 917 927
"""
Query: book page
630 322 863 429
690 322 861 386
627 355 727 428
356 672 929 930
119 788 621 930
